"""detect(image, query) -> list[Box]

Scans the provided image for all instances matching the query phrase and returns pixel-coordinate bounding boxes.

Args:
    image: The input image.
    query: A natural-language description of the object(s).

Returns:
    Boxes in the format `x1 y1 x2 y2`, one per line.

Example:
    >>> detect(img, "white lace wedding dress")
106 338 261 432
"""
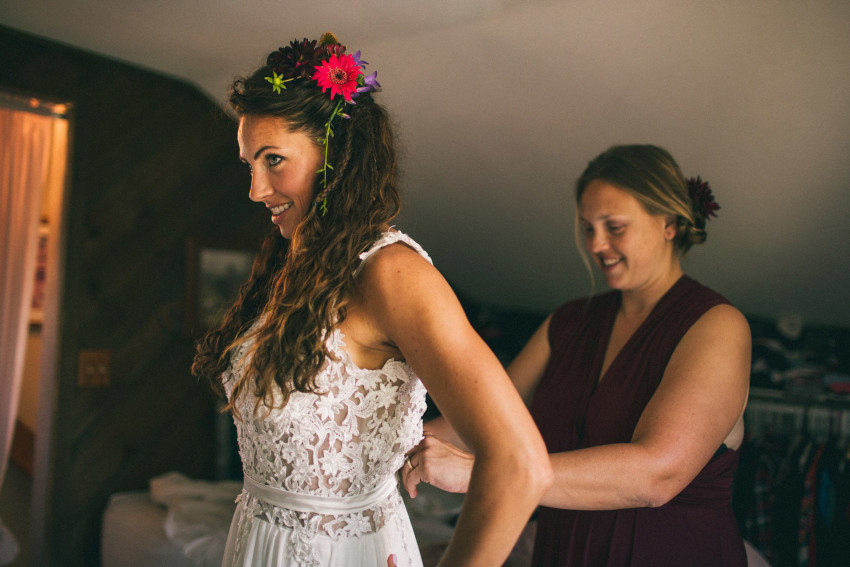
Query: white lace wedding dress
221 231 430 567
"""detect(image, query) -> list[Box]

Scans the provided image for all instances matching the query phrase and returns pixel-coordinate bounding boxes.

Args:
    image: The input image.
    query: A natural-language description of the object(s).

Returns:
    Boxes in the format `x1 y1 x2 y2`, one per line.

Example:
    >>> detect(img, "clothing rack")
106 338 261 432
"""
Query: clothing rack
736 389 850 567
745 389 850 445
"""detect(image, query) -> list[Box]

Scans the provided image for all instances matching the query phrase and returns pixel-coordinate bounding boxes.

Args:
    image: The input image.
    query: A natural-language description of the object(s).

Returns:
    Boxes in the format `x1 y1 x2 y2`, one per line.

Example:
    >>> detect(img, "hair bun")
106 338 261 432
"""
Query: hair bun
685 223 707 246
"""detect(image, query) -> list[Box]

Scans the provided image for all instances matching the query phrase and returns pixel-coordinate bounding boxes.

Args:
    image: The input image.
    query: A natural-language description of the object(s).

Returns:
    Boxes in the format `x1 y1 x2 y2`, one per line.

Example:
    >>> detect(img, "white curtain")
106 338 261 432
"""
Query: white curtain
0 107 54 564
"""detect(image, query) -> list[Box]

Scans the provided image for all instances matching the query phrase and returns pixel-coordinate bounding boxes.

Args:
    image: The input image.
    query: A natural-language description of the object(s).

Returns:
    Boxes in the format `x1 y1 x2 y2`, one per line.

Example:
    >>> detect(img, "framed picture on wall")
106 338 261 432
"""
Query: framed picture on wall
185 237 256 337
30 222 49 325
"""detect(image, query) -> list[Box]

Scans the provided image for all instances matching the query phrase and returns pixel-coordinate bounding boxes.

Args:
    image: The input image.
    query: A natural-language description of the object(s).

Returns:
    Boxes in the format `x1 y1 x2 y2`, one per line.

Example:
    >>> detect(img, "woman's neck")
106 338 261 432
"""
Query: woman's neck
619 263 684 320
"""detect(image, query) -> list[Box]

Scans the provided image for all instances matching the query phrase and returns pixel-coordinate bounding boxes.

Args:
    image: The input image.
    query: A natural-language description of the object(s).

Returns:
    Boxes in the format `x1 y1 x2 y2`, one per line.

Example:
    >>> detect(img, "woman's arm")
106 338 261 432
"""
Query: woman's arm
360 244 553 567
538 303 750 509
417 314 553 451
406 303 751 512
506 313 553 404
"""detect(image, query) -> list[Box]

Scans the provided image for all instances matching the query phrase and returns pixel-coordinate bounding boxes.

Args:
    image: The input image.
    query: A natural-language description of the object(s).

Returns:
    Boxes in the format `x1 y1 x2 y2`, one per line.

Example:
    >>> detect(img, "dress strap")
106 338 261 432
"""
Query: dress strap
243 474 398 515
355 230 433 277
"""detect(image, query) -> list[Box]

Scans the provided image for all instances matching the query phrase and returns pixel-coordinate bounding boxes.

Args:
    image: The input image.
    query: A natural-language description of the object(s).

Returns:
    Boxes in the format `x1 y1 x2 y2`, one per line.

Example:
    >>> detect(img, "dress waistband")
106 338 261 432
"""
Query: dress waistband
243 474 398 515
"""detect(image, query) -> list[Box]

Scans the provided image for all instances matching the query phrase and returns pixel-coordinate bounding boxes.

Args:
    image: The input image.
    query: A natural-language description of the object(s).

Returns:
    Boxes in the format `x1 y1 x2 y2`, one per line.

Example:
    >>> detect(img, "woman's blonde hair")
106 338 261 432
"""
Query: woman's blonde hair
575 144 709 256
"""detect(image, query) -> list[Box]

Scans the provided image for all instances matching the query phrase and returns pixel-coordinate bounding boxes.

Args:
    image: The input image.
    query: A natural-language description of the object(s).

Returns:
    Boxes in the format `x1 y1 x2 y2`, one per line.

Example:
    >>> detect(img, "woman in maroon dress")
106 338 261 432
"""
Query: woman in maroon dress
402 145 751 566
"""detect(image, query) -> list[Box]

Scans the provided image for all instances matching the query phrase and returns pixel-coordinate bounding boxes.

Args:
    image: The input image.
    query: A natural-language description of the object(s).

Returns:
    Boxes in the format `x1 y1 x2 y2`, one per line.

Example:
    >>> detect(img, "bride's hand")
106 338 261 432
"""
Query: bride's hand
401 433 475 498
387 553 397 566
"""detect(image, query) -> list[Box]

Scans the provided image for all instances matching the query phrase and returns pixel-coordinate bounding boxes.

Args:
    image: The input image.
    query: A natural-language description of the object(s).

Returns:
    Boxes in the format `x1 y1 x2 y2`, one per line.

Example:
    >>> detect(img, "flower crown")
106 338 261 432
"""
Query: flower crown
686 176 719 221
264 33 381 215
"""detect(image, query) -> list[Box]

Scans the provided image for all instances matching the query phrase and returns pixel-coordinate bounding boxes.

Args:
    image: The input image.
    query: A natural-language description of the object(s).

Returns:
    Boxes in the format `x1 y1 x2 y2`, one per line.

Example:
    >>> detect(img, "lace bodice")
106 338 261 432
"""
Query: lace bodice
222 231 429 560
225 328 427 496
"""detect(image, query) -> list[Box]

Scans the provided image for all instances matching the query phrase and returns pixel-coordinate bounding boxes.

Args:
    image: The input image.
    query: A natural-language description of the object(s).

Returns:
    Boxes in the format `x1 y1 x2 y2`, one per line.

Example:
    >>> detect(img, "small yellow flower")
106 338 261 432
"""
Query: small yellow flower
265 72 288 94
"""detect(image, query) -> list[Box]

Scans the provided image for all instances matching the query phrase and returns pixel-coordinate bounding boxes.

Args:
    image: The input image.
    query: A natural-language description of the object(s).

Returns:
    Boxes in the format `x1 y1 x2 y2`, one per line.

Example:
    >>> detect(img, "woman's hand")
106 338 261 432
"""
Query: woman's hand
402 433 475 498
387 553 397 566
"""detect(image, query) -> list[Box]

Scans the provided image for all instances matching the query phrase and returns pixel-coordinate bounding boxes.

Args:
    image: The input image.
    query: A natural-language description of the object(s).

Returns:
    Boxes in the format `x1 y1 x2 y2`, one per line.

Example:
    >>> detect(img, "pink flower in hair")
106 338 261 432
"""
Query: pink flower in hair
312 53 362 102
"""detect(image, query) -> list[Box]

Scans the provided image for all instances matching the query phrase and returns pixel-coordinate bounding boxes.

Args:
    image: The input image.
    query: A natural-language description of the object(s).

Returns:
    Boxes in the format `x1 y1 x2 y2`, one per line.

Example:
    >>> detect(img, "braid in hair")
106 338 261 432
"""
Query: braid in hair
193 51 399 419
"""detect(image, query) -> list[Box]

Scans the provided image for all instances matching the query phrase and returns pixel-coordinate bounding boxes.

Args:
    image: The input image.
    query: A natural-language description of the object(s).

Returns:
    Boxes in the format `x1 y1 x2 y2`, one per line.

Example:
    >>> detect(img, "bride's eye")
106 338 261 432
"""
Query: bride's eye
267 154 284 167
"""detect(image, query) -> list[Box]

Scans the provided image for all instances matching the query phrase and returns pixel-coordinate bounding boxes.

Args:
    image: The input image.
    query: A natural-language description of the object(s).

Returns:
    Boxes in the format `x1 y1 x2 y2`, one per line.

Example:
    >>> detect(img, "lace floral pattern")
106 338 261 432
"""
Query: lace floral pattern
232 488 412 565
223 231 430 565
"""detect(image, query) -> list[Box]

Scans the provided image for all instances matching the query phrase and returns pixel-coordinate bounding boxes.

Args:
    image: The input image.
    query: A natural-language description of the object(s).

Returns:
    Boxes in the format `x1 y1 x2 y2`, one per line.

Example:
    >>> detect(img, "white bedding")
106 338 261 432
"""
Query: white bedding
102 491 196 567
102 472 530 567
102 472 240 567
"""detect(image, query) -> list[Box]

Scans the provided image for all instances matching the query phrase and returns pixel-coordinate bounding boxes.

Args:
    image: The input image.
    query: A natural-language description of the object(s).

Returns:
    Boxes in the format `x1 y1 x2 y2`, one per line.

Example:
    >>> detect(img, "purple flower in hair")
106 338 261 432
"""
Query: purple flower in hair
349 51 381 101
357 71 381 94
351 50 367 68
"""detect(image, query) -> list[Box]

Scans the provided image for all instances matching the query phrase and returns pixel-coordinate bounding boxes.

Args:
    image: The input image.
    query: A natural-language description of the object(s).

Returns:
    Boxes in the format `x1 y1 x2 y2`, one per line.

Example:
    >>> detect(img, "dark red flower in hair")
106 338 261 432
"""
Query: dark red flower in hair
687 176 720 220
268 38 325 79
318 32 346 58
322 42 347 58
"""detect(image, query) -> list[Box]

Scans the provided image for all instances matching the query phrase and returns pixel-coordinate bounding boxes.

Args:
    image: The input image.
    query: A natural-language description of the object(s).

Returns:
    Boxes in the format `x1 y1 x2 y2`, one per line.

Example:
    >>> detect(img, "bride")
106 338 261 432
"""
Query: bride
192 33 552 566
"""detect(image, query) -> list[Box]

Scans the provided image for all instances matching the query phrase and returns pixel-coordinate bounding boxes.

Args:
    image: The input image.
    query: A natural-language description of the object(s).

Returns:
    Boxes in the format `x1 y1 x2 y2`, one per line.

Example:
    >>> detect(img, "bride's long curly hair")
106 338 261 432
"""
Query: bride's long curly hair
192 55 401 419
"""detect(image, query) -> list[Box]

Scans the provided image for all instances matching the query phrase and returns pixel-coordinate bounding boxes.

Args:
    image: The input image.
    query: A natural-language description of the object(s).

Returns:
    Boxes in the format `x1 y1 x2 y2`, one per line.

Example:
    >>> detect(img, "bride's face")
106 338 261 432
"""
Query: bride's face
237 114 322 239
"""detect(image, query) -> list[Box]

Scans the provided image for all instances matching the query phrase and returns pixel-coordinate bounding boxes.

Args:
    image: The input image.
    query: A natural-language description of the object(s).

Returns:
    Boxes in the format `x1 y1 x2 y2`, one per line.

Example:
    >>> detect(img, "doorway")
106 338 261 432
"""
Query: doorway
0 92 69 567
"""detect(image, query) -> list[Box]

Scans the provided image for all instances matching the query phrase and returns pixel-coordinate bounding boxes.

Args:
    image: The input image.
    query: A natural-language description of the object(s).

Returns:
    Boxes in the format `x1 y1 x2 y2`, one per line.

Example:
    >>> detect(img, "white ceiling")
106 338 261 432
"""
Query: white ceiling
3 0 850 325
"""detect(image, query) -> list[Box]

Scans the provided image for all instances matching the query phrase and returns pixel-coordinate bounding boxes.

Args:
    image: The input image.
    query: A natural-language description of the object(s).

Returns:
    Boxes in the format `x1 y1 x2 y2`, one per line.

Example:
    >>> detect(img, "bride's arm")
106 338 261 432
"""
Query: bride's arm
421 313 553 448
360 244 552 567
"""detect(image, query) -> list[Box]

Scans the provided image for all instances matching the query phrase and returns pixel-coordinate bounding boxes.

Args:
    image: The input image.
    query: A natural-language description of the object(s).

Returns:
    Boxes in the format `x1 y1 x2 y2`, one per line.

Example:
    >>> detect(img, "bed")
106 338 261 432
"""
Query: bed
100 468 537 566
101 472 240 567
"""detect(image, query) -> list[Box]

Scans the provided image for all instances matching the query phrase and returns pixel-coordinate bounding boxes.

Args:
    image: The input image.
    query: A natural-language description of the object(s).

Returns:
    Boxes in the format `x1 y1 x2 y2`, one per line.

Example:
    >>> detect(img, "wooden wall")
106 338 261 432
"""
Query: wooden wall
0 26 267 565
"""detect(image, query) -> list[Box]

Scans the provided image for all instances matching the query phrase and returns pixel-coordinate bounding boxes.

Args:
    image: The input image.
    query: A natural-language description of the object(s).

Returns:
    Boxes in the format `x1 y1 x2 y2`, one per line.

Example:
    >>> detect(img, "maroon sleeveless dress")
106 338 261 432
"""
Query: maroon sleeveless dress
529 276 747 566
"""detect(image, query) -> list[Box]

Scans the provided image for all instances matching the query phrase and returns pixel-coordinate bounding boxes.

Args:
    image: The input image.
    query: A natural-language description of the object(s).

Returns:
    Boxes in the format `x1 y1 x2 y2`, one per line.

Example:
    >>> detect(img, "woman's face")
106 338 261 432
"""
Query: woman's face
238 114 323 239
578 179 677 292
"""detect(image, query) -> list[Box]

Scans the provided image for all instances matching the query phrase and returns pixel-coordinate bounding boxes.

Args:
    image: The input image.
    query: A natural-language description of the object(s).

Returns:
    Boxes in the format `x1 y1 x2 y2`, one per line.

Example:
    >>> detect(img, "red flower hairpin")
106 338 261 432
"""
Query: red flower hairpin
263 33 382 215
687 176 720 220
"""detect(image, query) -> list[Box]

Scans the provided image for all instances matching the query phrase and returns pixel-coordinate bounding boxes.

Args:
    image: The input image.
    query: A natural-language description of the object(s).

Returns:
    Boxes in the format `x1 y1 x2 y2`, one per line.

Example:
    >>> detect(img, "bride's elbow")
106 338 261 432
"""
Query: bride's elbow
517 444 554 498
536 459 555 497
